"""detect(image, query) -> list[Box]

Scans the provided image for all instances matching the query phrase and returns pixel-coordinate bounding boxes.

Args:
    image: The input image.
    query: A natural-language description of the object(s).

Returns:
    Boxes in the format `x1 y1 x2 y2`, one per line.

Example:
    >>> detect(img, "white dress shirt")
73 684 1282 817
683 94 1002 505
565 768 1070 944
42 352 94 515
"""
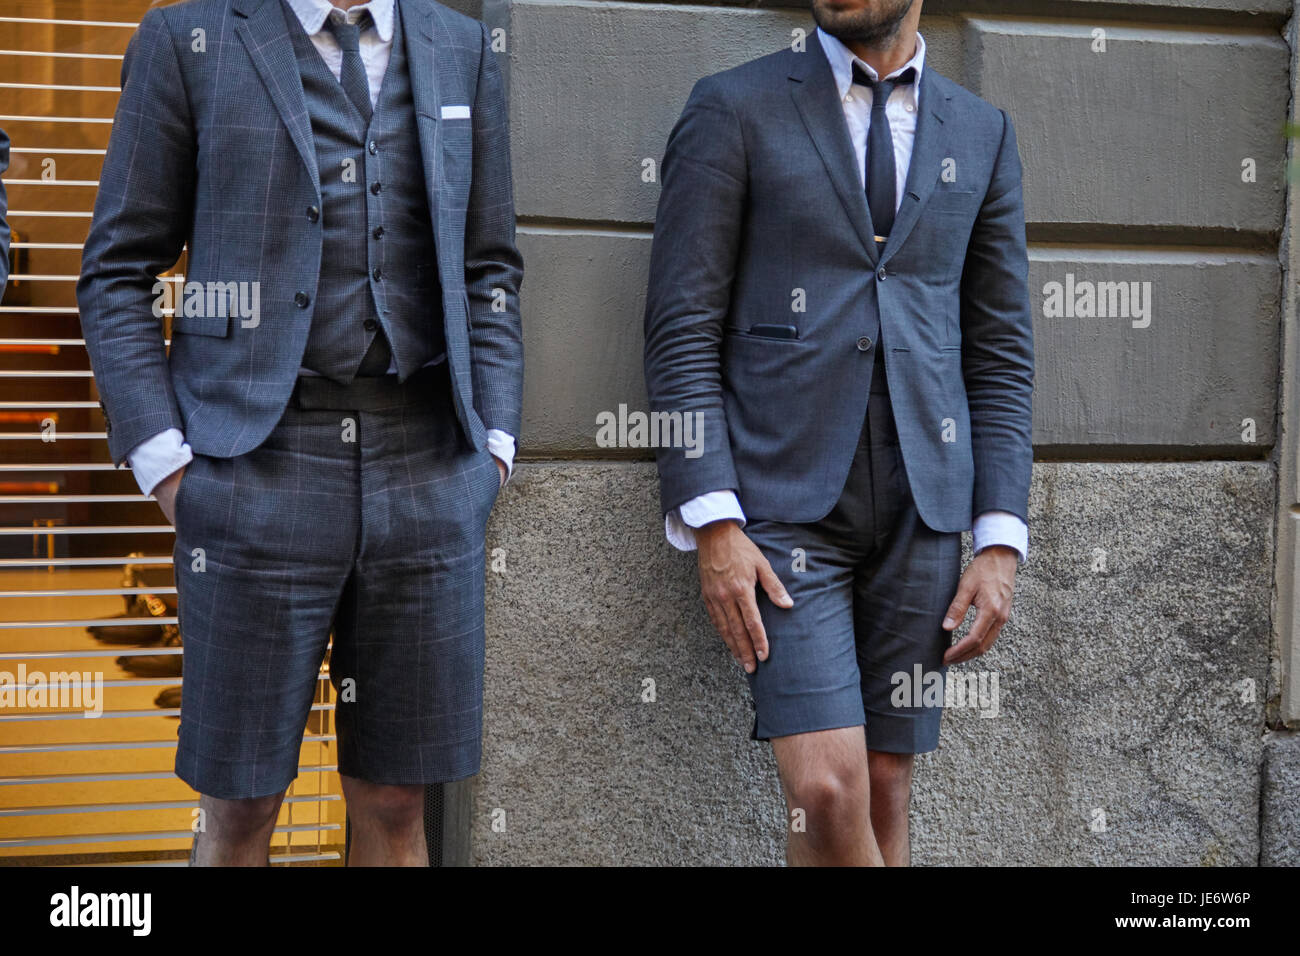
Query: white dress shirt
664 28 1028 563
126 0 516 496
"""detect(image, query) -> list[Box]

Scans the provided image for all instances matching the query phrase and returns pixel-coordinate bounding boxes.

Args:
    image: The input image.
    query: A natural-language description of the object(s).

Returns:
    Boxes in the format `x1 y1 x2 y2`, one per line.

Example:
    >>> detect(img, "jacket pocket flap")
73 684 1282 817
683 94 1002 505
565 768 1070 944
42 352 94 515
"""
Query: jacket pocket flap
171 311 231 338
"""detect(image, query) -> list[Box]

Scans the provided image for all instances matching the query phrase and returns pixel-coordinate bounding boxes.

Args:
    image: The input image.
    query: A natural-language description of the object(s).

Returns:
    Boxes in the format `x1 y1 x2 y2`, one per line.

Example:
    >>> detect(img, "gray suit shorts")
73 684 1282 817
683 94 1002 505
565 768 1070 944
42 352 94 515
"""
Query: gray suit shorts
171 364 500 799
743 349 963 753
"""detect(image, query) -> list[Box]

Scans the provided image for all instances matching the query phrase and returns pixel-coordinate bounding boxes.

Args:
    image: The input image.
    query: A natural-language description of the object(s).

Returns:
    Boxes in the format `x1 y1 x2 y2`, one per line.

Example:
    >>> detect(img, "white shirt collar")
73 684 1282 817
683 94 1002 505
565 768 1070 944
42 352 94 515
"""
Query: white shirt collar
817 26 925 101
285 0 396 43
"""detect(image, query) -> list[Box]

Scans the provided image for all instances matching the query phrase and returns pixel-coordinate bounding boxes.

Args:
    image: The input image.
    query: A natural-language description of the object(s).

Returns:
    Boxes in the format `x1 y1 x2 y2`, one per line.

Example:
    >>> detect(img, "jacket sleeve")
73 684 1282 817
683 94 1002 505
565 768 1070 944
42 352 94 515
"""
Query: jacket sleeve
642 76 747 517
465 22 524 440
77 8 195 465
960 108 1035 524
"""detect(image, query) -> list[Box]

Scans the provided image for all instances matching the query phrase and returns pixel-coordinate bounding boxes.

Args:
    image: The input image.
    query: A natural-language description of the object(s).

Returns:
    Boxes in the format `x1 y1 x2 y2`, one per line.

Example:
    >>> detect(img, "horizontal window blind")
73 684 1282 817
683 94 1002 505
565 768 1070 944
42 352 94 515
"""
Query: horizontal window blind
0 0 343 866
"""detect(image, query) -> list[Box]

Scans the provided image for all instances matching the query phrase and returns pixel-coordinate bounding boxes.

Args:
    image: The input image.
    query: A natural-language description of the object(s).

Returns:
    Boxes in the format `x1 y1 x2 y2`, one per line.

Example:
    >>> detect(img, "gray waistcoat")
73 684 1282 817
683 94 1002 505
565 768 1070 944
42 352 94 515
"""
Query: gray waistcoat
287 7 444 382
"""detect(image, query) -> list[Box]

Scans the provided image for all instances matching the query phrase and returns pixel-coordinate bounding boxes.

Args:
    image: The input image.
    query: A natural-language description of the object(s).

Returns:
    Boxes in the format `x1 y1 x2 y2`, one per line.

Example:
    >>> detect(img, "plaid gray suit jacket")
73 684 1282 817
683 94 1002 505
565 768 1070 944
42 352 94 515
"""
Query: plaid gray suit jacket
78 0 523 465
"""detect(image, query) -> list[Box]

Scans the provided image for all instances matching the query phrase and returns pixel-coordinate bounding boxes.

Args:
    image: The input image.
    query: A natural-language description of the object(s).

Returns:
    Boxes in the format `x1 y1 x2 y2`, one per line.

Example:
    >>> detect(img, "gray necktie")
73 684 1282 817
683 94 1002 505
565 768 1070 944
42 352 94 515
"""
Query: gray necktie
853 64 916 243
325 11 373 122
325 10 392 376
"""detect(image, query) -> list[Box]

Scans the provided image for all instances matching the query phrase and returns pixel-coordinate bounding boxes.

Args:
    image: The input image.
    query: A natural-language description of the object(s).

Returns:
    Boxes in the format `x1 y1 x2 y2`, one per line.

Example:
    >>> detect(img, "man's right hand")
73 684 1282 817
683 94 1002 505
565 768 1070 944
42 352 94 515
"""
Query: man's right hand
153 465 186 526
695 519 793 674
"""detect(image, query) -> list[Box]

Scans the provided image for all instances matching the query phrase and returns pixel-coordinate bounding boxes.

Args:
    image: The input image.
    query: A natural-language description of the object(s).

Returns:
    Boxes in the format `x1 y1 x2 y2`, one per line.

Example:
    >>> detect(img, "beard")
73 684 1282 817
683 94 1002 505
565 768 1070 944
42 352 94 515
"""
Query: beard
811 0 917 48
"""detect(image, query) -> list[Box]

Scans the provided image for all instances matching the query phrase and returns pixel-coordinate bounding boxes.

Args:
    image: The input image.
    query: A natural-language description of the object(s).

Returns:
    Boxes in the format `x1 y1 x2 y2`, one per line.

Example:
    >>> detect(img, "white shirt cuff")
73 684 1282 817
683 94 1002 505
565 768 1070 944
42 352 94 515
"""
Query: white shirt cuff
126 428 193 497
972 510 1028 563
665 490 746 551
486 429 516 482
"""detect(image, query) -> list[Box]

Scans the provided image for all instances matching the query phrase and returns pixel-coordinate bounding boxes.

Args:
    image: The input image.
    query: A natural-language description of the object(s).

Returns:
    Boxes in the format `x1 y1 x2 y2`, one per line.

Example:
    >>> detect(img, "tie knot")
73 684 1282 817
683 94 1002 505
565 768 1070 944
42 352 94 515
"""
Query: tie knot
852 65 916 108
325 9 372 52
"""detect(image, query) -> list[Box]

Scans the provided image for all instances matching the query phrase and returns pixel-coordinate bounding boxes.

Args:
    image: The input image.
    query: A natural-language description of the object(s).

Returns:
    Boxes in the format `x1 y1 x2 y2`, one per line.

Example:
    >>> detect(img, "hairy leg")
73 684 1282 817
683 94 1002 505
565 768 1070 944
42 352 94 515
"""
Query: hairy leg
772 725 882 866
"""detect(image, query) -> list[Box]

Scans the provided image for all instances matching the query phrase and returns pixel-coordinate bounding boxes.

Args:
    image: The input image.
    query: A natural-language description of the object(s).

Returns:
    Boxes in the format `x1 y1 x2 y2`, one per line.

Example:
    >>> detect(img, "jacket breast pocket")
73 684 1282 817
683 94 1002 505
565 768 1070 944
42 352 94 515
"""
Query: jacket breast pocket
929 189 980 218
434 115 473 187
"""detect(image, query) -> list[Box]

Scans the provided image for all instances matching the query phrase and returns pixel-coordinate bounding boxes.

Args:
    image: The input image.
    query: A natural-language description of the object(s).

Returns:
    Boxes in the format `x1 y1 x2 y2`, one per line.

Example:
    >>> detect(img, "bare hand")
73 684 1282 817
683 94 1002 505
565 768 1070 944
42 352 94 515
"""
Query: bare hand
696 519 793 673
942 545 1017 665
493 456 507 487
154 465 186 526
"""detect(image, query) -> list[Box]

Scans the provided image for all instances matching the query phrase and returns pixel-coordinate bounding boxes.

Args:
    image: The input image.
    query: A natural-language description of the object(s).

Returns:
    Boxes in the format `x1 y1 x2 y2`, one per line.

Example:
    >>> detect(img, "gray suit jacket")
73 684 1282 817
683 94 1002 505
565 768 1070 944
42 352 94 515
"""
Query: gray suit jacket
78 0 523 465
643 38 1034 533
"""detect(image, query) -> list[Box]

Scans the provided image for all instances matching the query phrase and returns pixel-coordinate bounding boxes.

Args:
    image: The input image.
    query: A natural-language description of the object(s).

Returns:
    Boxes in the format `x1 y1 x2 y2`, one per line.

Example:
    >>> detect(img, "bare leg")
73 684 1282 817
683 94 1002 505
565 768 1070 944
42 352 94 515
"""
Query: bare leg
189 791 286 866
341 775 427 866
867 750 914 866
771 726 883 866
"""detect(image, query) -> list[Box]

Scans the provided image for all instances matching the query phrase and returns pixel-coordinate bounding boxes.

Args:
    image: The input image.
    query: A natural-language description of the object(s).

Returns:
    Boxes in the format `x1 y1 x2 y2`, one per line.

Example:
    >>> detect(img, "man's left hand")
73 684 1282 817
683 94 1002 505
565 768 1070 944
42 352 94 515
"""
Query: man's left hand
942 545 1018 665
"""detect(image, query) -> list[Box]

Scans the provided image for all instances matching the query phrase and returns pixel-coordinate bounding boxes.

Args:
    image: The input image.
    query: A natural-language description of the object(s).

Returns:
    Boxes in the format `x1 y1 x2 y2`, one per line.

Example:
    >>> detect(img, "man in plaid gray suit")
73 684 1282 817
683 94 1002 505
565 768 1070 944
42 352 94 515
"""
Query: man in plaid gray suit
78 0 522 865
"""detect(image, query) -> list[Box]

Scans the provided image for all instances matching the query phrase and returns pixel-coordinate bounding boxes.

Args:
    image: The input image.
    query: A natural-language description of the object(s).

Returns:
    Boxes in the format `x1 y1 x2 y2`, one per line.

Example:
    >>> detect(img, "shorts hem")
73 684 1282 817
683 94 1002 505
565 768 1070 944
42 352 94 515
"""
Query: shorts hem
751 714 866 744
335 760 481 786
862 709 943 755
174 750 298 801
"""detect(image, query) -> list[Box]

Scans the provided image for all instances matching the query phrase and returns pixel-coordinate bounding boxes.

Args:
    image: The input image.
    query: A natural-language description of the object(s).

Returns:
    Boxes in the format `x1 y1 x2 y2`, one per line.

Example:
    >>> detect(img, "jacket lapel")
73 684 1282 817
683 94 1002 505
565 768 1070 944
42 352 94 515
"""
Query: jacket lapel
231 0 319 191
788 40 880 267
880 68 951 265
402 0 443 235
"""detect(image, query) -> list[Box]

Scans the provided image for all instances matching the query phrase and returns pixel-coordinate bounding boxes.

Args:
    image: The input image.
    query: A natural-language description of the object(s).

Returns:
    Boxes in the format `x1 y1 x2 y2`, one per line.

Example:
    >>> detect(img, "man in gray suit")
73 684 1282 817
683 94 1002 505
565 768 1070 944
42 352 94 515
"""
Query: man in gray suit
644 0 1032 865
79 0 522 865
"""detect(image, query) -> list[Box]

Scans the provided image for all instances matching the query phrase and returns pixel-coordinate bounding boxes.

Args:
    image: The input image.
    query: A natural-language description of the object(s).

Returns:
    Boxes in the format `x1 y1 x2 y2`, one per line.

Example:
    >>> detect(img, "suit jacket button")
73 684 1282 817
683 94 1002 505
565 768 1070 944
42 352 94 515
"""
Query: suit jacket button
876 267 887 280
295 292 310 308
306 205 320 223
857 336 873 352
363 318 378 332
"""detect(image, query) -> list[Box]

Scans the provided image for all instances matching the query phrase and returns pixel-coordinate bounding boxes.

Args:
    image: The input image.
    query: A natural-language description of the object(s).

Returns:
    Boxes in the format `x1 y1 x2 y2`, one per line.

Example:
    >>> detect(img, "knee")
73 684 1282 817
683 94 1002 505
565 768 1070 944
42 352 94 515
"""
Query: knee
349 784 425 834
787 765 867 829
869 753 914 809
204 794 282 838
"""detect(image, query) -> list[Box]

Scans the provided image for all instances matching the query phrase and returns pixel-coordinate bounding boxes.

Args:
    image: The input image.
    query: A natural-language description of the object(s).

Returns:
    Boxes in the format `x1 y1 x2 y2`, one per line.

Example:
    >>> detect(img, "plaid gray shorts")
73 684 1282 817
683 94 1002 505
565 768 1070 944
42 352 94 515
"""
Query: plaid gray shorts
172 364 500 799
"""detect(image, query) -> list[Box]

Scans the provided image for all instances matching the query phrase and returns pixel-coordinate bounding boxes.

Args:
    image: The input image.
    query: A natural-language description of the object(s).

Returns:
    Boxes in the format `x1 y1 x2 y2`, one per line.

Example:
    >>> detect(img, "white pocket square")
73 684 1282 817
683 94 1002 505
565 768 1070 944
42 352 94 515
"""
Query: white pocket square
440 105 471 120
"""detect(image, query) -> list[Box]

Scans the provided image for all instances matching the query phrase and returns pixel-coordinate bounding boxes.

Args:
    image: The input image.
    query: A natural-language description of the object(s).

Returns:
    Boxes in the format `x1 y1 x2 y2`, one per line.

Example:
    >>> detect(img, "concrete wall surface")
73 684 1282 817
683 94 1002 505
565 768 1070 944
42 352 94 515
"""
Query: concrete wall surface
473 462 1273 865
